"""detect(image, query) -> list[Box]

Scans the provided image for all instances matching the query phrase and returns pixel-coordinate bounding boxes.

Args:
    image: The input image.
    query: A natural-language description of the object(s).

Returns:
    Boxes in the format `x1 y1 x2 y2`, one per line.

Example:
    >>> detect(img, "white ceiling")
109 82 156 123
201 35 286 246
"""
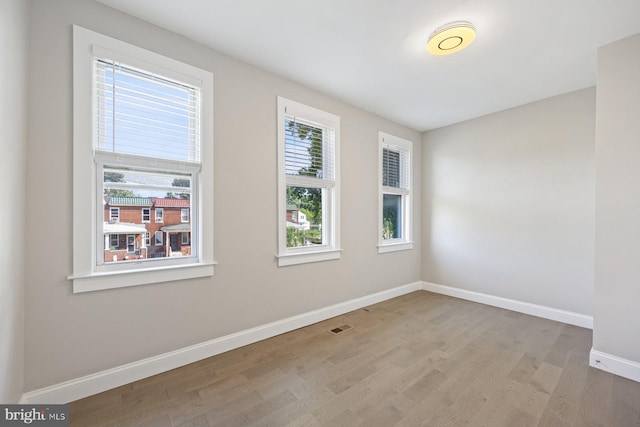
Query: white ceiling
97 0 640 131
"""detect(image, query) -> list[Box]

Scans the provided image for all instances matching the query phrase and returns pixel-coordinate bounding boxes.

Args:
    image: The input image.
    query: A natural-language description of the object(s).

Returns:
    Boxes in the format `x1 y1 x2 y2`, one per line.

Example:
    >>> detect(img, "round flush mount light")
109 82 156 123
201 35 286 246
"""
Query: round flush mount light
427 21 476 55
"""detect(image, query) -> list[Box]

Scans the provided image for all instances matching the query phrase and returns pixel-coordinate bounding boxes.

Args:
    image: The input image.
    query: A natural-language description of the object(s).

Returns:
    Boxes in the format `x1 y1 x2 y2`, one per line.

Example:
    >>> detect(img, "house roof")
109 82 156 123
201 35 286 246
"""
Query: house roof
286 203 298 211
154 198 191 208
107 197 153 207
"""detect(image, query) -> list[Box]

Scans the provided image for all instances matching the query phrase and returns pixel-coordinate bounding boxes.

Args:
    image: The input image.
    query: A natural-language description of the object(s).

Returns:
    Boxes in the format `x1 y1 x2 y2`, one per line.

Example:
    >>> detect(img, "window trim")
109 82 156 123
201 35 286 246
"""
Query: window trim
181 208 189 223
276 96 341 266
378 132 413 253
155 208 164 223
70 26 215 293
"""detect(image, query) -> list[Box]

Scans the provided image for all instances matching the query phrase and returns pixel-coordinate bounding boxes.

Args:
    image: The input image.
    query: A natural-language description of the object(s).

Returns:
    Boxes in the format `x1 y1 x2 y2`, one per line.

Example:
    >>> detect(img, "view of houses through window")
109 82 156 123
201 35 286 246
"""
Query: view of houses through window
103 168 192 263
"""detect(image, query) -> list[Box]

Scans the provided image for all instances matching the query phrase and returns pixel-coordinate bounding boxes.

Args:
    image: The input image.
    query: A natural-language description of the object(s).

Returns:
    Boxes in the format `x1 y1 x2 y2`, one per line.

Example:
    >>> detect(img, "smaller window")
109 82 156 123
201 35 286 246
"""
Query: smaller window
155 231 163 246
110 234 118 249
144 232 150 247
182 232 189 245
155 208 164 223
378 132 413 253
142 208 150 223
181 208 189 223
110 207 120 223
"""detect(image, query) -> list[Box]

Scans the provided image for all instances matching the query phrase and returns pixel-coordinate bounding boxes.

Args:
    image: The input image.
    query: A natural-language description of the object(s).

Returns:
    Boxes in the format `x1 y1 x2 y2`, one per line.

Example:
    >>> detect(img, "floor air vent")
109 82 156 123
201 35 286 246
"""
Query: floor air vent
330 325 352 334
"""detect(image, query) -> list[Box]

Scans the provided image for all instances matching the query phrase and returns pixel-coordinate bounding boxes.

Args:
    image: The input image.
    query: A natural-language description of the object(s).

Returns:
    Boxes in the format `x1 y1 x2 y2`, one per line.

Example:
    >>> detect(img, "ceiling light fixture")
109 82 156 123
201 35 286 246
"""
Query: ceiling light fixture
427 21 476 55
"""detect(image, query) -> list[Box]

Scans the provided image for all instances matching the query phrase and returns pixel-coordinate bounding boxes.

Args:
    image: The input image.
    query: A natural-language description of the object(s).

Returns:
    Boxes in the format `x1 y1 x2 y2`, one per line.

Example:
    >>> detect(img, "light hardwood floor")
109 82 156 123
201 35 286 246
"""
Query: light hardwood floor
69 291 640 426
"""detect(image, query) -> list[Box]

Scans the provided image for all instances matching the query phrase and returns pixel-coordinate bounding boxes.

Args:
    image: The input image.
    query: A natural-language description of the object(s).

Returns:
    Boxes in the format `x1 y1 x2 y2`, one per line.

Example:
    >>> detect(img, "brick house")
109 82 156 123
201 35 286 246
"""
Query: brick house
104 196 191 262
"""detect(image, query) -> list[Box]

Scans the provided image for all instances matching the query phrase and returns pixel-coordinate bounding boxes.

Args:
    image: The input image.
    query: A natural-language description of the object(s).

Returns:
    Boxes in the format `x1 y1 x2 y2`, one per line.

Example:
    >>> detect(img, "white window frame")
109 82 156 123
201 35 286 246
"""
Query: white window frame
144 232 150 247
182 232 189 245
378 132 413 253
141 208 150 223
69 26 215 293
155 208 164 223
181 208 189 223
276 96 341 266
110 234 118 249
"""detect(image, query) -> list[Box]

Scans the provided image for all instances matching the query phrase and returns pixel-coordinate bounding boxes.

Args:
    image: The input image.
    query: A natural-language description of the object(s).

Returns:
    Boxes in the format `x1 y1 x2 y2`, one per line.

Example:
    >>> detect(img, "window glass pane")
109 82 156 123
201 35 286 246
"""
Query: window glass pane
102 167 192 263
382 194 402 240
286 186 324 248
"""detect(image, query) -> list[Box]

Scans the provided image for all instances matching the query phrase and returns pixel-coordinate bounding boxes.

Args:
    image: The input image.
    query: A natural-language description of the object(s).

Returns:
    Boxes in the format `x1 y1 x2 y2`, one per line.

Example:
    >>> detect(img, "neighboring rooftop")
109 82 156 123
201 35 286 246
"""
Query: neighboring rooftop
106 197 153 207
153 198 191 208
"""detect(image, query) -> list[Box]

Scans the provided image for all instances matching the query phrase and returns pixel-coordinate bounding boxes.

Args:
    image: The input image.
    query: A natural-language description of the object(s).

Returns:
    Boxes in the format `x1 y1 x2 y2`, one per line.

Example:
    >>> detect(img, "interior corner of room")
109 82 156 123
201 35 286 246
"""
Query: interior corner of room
2 0 640 410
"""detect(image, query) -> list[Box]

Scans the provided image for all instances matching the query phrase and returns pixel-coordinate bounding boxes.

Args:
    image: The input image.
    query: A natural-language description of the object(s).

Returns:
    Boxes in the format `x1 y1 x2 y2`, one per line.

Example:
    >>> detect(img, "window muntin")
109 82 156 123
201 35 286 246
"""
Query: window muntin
142 208 150 222
378 132 413 253
155 208 164 223
181 208 189 223
110 234 118 249
71 26 214 292
277 97 340 266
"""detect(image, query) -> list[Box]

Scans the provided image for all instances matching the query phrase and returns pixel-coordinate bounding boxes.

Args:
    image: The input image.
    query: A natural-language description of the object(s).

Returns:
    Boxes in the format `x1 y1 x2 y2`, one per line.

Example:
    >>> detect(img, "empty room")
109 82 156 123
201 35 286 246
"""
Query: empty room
2 0 640 425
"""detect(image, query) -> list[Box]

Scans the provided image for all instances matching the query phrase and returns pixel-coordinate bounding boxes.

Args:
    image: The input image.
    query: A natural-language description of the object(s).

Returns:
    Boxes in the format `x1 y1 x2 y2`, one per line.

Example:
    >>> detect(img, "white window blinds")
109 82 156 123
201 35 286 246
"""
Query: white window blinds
284 116 335 181
382 144 410 190
94 59 201 163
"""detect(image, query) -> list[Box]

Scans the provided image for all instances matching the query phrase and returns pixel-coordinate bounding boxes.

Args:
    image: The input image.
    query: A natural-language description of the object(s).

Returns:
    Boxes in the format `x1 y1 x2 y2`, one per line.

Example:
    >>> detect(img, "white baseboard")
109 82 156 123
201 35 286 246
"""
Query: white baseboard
21 281 422 404
590 349 640 383
420 281 593 329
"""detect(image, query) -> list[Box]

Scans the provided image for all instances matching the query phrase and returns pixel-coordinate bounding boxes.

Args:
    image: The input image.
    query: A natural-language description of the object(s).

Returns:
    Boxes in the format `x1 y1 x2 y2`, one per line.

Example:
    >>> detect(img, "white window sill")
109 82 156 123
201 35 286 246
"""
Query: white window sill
277 249 342 267
69 262 216 293
378 241 414 254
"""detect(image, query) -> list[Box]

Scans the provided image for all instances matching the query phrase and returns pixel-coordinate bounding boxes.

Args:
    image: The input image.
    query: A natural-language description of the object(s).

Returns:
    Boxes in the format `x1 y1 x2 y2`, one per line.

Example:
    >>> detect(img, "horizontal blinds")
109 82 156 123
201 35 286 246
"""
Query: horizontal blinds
382 144 409 190
94 59 201 163
284 116 334 181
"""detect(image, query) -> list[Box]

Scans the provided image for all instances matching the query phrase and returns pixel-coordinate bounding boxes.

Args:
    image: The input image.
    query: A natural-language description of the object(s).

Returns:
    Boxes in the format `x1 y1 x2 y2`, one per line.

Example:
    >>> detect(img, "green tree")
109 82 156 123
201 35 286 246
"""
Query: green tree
166 178 191 199
104 171 135 197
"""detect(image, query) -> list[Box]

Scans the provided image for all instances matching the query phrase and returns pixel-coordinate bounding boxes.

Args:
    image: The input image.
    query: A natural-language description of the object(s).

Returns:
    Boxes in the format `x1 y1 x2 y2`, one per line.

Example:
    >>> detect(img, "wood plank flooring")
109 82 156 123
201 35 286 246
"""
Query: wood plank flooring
69 291 640 426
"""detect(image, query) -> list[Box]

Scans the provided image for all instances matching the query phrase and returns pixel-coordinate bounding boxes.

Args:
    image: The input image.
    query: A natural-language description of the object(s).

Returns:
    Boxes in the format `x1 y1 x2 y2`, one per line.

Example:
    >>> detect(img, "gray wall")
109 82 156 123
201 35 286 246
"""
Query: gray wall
0 0 28 404
594 33 640 364
24 0 421 391
422 88 595 315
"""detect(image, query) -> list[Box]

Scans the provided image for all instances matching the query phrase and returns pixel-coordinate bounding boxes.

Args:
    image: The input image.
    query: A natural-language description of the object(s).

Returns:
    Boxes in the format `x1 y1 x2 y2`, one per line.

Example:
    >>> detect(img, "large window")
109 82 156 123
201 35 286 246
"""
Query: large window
277 97 340 266
378 132 413 253
71 26 214 293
